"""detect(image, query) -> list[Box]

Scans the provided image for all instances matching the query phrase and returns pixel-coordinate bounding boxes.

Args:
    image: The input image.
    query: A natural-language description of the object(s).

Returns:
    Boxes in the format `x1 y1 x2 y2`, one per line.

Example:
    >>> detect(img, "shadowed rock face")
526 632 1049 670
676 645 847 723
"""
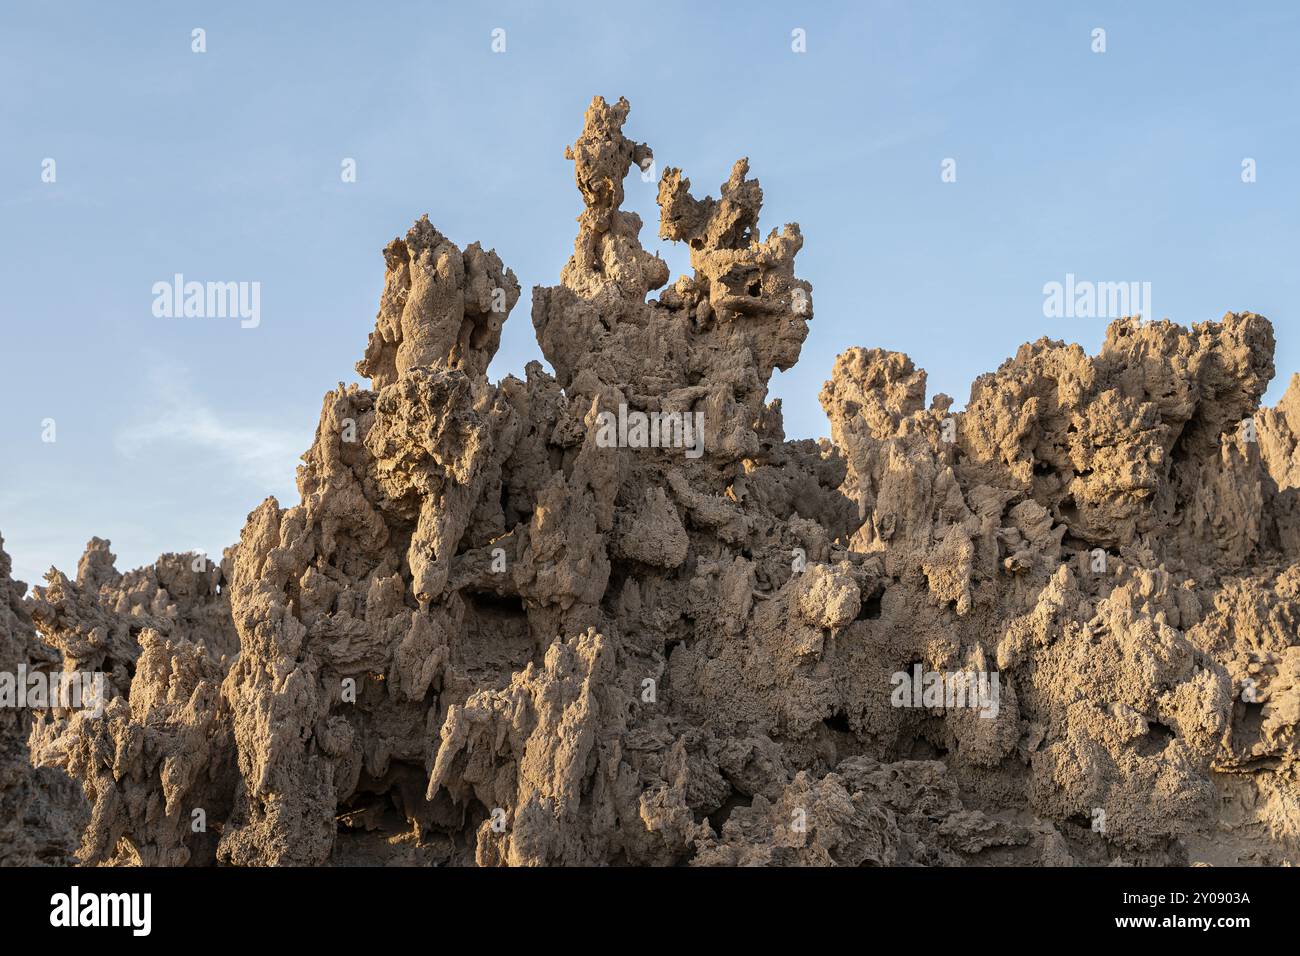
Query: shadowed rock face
0 537 85 865
6 95 1300 867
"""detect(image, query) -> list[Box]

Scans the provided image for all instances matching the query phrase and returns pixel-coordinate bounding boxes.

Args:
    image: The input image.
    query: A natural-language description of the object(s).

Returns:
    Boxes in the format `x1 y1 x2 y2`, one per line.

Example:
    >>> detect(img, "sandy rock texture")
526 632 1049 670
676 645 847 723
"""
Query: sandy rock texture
0 537 84 865
4 96 1299 866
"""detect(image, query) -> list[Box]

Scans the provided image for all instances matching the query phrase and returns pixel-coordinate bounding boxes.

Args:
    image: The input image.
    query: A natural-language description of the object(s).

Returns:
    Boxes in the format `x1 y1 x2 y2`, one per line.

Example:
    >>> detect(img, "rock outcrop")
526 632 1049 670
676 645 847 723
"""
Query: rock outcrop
0 537 83 865
4 96 1299 866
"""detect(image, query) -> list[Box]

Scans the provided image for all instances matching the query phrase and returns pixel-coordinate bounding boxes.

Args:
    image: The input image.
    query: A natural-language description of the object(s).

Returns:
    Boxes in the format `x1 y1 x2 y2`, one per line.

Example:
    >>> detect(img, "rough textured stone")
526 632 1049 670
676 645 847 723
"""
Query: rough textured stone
0 537 84 865
4 96 1299 867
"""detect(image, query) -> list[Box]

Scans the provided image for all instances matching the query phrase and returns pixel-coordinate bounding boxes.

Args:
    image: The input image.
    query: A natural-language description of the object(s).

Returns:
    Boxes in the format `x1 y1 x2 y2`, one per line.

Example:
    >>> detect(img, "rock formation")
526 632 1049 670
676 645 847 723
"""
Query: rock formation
3 96 1299 866
0 537 84 865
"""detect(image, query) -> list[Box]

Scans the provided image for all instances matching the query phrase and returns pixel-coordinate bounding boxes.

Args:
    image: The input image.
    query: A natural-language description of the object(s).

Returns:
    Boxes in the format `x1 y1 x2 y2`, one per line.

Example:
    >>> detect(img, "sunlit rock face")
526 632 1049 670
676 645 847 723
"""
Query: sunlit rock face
7 97 1300 867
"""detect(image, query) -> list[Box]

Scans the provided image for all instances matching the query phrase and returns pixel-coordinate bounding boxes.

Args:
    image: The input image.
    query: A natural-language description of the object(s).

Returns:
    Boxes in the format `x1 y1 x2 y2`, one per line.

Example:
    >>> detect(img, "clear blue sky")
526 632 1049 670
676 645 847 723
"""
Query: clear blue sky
2 1 1298 588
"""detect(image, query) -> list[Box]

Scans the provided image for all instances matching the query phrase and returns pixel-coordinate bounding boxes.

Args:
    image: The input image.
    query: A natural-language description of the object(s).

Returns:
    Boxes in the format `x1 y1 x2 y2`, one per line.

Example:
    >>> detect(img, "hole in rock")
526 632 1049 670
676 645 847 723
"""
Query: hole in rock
906 737 949 760
857 589 884 620
1137 720 1176 756
1230 700 1265 751
824 709 851 733
706 793 753 834
466 590 525 616
459 591 533 683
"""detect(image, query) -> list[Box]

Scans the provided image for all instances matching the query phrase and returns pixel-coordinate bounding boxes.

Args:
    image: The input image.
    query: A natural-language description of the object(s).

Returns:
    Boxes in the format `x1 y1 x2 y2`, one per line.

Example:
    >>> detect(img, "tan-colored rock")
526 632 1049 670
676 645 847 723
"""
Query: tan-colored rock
6 96 1300 867
0 537 85 865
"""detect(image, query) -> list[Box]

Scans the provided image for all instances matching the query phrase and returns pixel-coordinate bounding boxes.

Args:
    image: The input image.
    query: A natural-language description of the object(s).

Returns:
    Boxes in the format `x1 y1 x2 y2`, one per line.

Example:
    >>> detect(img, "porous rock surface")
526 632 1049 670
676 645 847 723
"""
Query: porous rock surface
0 537 85 865
4 96 1299 866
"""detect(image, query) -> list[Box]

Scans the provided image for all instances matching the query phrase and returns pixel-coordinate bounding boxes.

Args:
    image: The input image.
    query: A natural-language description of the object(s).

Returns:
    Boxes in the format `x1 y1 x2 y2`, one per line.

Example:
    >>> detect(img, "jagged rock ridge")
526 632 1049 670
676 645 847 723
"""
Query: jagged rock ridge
4 96 1300 866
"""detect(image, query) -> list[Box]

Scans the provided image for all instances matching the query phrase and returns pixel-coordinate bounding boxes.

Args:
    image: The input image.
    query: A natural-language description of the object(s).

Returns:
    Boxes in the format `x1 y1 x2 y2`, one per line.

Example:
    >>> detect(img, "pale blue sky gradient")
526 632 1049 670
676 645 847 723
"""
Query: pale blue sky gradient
3 1 1298 587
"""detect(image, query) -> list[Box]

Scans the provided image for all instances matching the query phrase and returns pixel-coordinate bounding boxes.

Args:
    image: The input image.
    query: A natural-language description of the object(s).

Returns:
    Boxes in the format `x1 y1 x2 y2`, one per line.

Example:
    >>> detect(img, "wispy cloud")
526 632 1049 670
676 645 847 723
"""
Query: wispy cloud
115 356 305 489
